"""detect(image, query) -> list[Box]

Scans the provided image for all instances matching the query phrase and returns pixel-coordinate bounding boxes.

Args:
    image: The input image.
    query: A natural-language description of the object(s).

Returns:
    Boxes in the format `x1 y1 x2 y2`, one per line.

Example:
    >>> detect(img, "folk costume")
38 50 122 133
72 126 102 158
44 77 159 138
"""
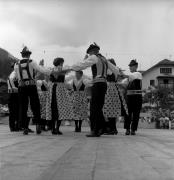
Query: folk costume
123 60 143 135
12 46 53 135
72 43 120 137
46 58 73 135
71 75 88 132
7 70 19 131
103 59 128 135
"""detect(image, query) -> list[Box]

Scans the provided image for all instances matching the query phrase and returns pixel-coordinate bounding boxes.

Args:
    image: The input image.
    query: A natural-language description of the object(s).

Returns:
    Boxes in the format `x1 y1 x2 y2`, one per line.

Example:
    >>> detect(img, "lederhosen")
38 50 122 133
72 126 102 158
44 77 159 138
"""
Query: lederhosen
90 54 108 134
17 59 41 129
124 78 142 131
7 76 19 131
72 81 88 121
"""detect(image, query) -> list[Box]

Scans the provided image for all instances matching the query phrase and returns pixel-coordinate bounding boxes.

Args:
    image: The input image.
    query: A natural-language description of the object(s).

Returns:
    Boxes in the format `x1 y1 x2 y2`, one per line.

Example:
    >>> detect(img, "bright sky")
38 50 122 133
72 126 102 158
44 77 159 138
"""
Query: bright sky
1 0 174 75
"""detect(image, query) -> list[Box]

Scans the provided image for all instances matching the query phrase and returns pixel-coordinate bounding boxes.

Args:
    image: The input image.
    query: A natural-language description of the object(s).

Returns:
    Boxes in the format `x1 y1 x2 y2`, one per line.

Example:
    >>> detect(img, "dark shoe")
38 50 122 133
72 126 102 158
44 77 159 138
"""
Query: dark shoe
125 129 130 135
86 132 100 137
57 131 63 135
131 131 136 135
98 129 105 136
36 125 42 135
23 129 29 135
104 130 118 135
78 127 81 132
10 128 16 132
28 128 34 133
75 127 78 132
41 126 47 131
115 128 118 135
52 129 58 135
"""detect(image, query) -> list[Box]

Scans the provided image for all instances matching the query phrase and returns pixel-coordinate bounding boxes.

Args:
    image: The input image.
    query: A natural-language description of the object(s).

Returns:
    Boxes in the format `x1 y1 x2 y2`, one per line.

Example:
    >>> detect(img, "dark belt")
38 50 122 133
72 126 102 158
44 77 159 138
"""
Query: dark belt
19 79 36 87
127 90 142 95
93 76 106 84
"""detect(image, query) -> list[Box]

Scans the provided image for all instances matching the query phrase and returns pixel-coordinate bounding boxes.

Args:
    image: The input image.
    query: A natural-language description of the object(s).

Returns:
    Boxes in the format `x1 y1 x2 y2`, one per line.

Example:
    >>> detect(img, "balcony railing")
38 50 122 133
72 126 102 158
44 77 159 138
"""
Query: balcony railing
158 83 174 90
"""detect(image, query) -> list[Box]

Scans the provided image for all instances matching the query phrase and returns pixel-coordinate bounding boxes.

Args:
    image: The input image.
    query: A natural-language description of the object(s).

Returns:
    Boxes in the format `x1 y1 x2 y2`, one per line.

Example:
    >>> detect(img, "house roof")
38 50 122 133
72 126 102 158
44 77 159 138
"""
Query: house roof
142 59 174 75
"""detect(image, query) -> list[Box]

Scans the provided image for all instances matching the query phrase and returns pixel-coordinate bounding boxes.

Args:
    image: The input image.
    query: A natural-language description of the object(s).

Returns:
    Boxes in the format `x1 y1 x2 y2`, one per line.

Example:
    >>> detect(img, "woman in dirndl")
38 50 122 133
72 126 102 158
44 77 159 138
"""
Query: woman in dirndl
46 57 73 135
103 59 128 135
71 71 88 132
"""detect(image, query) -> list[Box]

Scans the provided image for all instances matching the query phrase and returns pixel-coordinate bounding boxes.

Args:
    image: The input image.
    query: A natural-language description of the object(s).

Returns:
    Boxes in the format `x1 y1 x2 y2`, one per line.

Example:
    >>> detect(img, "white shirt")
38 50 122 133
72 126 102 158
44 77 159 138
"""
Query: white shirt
121 71 142 86
13 59 52 81
71 55 120 77
7 71 17 90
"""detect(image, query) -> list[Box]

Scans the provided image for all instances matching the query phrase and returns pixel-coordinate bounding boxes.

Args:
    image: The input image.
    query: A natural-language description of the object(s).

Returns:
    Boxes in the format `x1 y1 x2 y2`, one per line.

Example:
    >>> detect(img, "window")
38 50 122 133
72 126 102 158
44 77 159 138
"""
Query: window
160 68 172 74
163 79 169 84
150 80 155 86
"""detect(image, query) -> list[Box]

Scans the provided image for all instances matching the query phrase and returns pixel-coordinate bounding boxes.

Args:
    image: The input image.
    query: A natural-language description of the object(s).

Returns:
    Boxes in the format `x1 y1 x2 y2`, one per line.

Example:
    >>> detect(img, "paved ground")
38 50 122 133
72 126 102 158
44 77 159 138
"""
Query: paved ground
0 125 174 180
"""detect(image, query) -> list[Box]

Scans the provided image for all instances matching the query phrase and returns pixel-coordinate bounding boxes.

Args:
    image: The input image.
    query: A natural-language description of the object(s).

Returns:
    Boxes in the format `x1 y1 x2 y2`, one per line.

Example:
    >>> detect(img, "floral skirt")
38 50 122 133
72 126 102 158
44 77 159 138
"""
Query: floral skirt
46 83 74 121
103 82 128 118
72 91 88 121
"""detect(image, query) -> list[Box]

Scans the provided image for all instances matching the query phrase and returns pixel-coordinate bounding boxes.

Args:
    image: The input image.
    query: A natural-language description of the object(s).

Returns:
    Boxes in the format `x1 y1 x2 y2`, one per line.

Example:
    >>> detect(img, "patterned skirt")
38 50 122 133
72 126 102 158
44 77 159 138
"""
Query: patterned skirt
103 82 128 118
72 91 88 121
46 83 74 121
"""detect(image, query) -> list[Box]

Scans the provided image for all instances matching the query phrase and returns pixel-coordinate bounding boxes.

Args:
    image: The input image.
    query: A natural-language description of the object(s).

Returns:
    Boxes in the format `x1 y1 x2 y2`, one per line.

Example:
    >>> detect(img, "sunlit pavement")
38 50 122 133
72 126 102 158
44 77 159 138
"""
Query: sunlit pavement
0 125 174 180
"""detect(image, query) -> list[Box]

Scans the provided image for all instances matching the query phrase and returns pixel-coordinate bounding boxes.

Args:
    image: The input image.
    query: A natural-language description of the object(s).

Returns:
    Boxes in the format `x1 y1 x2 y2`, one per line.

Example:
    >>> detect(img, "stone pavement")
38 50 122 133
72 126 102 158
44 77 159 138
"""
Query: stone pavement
0 125 174 180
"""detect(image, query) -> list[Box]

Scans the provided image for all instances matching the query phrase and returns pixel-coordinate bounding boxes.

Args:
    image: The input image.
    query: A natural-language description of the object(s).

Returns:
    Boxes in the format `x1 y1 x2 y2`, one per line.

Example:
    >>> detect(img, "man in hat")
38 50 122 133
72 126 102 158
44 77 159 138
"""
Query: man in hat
10 46 67 135
7 62 19 132
121 59 143 135
71 43 119 137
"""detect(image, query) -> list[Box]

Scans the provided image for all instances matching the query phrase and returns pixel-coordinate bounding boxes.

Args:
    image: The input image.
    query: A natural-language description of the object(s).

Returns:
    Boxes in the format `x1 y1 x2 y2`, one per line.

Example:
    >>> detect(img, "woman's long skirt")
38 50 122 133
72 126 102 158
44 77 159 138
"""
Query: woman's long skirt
103 82 128 118
46 83 74 121
72 91 88 121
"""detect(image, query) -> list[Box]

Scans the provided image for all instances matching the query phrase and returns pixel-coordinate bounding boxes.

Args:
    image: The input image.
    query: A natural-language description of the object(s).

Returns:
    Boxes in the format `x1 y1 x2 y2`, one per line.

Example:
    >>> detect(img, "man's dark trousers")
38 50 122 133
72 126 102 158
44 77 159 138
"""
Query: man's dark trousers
8 93 19 130
124 95 142 131
18 85 41 130
90 82 107 135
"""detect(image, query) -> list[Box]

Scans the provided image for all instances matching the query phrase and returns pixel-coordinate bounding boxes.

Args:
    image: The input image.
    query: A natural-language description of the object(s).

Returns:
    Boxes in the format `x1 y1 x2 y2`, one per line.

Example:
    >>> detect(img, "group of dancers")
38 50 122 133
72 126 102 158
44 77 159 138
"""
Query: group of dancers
7 43 143 137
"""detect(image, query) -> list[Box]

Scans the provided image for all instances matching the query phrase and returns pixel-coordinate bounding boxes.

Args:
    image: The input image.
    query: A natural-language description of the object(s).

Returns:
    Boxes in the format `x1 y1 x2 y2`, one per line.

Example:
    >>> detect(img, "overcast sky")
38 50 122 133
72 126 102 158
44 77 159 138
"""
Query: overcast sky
1 0 174 74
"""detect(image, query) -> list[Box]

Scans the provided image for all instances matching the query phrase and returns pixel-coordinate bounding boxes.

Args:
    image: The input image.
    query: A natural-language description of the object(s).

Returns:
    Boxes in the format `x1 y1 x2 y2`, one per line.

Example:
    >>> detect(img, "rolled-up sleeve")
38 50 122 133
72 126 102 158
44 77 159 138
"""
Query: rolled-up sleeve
71 55 98 71
9 71 17 88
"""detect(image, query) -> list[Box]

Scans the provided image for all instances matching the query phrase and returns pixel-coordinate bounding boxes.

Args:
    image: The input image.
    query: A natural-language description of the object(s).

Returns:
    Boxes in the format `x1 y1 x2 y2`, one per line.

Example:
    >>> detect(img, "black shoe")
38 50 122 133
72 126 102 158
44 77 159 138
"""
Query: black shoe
104 130 117 135
57 130 63 135
78 127 81 132
23 129 29 135
41 126 47 131
36 125 42 135
75 127 78 132
10 128 16 132
131 131 136 135
98 129 105 136
125 129 130 135
86 132 100 137
52 129 58 135
28 128 34 133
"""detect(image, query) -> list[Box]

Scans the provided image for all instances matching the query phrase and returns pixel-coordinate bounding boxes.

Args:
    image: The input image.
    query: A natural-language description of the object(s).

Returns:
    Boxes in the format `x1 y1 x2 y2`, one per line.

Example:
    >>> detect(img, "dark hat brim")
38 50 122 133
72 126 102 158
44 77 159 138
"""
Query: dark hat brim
86 45 100 54
128 62 138 66
20 51 32 55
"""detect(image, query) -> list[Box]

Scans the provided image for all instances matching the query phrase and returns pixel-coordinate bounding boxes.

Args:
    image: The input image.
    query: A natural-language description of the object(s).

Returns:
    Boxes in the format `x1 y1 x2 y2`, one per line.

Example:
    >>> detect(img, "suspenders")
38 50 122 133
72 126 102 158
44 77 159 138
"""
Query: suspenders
93 54 108 83
18 60 32 80
17 59 36 87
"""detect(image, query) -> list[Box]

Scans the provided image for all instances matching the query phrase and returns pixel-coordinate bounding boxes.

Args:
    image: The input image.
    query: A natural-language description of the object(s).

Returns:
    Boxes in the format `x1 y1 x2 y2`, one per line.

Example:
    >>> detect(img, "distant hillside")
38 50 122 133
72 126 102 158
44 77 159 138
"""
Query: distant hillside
0 48 18 80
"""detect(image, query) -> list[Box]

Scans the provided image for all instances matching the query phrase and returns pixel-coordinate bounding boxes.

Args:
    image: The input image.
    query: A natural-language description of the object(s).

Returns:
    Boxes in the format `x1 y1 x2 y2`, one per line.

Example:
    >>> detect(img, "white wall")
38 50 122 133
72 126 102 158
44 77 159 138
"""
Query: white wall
142 66 174 90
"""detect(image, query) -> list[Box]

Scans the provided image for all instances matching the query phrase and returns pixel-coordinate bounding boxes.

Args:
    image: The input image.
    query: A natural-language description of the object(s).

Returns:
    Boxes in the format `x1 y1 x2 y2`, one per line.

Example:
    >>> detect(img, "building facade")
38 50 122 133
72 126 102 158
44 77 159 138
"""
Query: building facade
142 59 174 91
